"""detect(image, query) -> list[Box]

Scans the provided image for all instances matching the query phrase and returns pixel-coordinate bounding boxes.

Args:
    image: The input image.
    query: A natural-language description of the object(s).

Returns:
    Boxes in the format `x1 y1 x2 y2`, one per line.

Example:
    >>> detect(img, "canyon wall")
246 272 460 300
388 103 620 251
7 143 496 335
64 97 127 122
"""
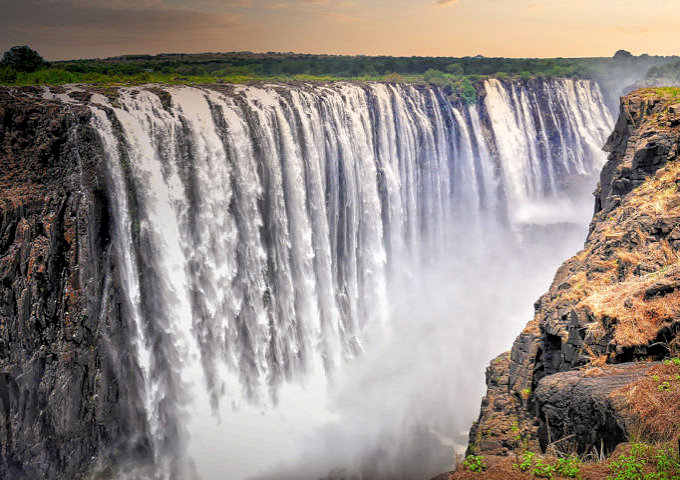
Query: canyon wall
468 89 680 458
0 78 613 479
0 88 148 478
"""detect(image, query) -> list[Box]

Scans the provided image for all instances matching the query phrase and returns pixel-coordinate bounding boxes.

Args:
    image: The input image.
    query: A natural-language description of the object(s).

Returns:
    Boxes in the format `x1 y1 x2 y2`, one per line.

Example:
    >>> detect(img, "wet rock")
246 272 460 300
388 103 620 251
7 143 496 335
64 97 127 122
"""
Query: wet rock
0 88 147 479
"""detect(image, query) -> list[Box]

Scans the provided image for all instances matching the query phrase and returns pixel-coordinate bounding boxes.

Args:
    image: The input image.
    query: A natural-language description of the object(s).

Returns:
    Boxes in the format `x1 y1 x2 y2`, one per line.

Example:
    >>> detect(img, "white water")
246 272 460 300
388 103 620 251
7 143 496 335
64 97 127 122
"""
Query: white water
88 79 613 479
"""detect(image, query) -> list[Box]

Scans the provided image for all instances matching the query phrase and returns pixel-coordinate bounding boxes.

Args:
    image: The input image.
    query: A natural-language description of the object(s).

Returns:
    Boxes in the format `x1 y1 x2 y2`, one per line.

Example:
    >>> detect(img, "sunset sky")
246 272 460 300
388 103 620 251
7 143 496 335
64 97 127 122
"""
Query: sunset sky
1 0 679 60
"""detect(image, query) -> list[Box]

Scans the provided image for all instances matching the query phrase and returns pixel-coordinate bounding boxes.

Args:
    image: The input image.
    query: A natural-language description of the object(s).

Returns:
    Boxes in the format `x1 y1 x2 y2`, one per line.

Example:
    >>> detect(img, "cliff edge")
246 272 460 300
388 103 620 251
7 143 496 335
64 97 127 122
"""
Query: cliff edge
467 88 680 460
0 87 147 479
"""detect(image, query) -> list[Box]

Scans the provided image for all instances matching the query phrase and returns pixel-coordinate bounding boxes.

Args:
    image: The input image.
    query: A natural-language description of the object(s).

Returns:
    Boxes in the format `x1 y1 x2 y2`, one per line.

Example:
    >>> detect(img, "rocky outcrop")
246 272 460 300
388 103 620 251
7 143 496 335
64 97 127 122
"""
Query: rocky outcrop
533 363 655 454
0 88 146 479
469 88 680 457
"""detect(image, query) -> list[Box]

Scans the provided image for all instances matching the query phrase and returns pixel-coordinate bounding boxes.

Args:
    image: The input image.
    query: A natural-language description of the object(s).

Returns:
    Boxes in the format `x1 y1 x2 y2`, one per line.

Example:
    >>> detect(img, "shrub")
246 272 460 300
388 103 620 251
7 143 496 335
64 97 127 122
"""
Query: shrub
533 459 556 479
452 76 477 104
0 65 17 83
423 69 451 88
1 46 45 72
608 446 646 480
606 443 680 480
462 455 487 473
444 63 464 75
514 451 536 472
555 455 581 478
383 72 405 83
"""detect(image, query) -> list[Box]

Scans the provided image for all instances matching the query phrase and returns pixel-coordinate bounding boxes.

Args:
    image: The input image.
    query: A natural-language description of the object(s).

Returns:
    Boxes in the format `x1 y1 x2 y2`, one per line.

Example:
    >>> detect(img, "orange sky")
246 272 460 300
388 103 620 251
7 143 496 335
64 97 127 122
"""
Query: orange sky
1 0 679 60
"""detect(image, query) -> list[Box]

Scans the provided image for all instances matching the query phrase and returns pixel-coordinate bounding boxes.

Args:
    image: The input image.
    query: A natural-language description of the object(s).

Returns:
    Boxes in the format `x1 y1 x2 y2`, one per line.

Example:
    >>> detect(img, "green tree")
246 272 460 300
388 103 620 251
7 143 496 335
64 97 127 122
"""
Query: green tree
614 49 633 59
1 46 45 72
444 63 464 75
423 69 450 87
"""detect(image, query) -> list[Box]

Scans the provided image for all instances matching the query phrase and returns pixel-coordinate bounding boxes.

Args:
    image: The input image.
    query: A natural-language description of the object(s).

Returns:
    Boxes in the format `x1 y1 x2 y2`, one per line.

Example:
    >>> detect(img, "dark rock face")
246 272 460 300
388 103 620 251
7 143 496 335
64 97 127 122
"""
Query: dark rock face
467 353 539 457
0 88 146 479
469 90 680 457
533 363 654 454
595 94 680 216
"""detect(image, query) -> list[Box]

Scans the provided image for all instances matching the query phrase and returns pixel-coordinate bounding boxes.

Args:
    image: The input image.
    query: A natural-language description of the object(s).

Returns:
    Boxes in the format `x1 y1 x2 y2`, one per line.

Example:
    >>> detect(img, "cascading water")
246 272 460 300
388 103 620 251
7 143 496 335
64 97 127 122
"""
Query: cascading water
87 78 613 479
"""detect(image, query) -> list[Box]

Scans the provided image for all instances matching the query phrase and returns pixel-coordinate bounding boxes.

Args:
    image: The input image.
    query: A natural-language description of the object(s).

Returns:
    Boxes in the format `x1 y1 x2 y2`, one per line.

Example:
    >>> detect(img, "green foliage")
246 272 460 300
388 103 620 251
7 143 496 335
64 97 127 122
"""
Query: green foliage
1 51 677 108
383 72 405 83
555 455 581 478
654 447 680 478
614 49 634 59
662 358 680 367
514 452 581 479
452 76 477 105
423 69 451 88
0 65 17 83
444 63 464 75
533 458 556 479
608 450 646 480
657 381 671 392
514 451 536 472
462 455 487 473
608 443 680 480
1 46 45 72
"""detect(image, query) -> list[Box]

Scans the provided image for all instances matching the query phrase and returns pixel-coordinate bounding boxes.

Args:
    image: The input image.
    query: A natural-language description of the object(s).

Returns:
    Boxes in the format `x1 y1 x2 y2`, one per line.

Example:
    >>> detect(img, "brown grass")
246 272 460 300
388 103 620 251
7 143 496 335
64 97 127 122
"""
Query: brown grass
618 361 680 442
581 264 680 347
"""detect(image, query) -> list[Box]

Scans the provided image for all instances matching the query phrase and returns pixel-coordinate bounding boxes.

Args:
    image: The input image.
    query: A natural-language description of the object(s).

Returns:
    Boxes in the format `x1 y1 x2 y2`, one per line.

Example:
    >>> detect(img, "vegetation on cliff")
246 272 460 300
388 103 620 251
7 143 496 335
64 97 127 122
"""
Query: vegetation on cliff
444 88 680 480
0 47 676 91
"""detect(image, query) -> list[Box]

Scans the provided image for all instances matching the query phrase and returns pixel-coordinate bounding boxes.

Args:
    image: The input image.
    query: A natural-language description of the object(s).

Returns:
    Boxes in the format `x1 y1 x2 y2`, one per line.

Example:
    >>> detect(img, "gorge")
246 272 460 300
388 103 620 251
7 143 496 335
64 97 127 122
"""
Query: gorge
0 77 622 479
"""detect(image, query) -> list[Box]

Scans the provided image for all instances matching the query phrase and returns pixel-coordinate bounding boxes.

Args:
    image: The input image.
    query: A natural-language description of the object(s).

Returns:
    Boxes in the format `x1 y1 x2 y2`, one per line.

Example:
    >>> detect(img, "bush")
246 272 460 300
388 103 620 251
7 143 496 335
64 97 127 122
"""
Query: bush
555 455 581 478
453 76 477 104
532 459 556 479
1 46 45 73
608 443 680 480
514 451 536 472
383 72 405 83
462 455 487 473
444 63 464 75
0 65 17 83
423 69 451 88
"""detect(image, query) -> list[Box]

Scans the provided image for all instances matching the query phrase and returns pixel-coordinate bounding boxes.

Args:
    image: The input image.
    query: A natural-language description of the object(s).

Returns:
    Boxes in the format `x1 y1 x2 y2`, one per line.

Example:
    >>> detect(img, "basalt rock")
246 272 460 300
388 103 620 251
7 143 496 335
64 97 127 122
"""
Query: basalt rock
469 89 680 457
0 88 147 479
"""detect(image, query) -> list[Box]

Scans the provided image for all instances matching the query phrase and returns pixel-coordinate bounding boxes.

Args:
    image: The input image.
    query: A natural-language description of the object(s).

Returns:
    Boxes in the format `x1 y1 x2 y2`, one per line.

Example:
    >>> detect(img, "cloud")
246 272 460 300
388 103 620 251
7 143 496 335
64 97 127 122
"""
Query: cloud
320 11 357 22
265 1 291 8
617 25 651 34
434 0 459 6
0 0 241 58
527 3 543 9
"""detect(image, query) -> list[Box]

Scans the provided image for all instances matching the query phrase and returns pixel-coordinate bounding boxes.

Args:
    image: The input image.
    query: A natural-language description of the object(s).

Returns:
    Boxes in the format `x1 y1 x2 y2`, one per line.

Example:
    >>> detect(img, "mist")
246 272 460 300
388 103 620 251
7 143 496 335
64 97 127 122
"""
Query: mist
87 78 615 480
186 190 597 480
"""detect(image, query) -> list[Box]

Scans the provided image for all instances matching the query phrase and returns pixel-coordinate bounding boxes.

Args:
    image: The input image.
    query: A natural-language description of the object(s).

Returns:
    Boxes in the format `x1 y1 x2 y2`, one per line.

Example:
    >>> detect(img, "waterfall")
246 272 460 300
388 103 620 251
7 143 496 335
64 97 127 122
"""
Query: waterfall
87 78 613 479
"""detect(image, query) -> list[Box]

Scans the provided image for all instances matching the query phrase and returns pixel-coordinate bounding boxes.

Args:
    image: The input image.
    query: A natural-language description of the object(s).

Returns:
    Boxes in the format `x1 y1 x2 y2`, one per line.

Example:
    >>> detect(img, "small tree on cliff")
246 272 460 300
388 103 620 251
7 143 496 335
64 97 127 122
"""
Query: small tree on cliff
614 49 634 60
1 46 45 73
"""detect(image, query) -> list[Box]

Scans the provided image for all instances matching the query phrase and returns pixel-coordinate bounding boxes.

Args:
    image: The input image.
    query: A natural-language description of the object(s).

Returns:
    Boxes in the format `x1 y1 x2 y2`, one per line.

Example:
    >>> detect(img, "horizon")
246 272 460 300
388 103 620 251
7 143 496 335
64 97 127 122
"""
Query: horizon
2 0 679 61
42 50 678 63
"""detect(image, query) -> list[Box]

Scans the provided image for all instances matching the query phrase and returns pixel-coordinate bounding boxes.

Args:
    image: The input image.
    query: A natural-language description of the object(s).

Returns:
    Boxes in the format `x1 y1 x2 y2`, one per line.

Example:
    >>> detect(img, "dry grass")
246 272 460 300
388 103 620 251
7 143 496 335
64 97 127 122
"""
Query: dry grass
582 270 680 347
554 156 680 349
627 163 680 214
619 360 680 442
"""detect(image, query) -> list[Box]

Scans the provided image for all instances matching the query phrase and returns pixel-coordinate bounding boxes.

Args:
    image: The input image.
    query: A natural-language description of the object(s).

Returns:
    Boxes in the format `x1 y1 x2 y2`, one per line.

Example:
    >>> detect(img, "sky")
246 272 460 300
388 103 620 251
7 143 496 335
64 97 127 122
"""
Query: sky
1 0 679 60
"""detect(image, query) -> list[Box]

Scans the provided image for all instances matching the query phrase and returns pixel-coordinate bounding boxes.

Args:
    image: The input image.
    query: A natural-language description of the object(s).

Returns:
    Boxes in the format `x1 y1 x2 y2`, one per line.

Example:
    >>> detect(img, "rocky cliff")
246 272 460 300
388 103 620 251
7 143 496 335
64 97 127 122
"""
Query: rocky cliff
0 87 146 479
468 88 680 459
